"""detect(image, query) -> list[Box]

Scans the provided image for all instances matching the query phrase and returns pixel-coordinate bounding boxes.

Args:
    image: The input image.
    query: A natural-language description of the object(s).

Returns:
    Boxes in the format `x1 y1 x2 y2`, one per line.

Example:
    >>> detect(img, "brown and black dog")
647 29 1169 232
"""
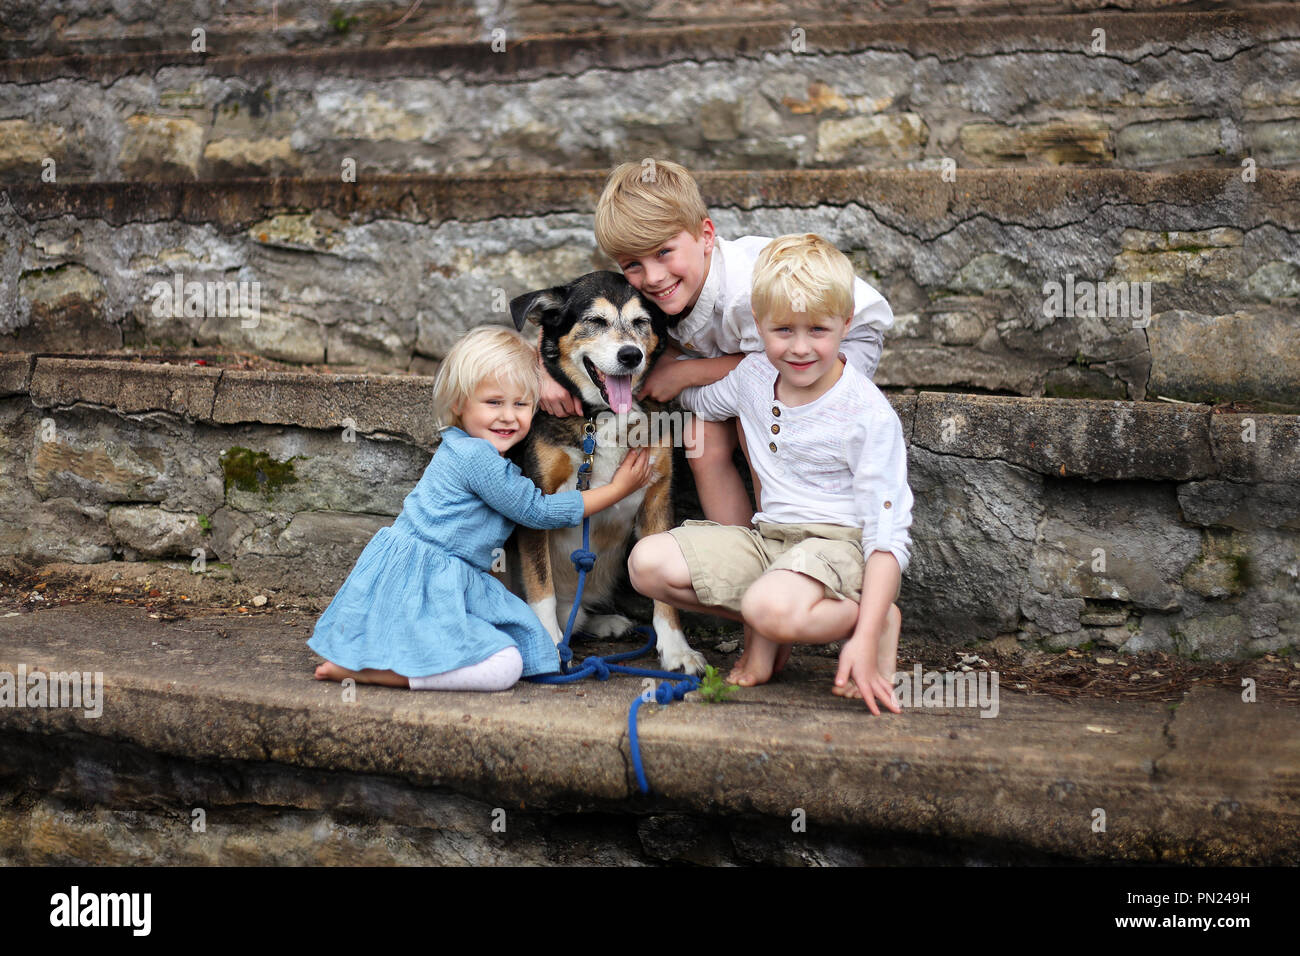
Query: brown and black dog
509 271 706 675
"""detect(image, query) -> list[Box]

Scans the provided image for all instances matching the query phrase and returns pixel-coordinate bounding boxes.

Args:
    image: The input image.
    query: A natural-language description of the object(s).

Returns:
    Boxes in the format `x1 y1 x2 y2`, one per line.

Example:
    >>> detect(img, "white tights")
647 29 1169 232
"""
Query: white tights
407 646 523 692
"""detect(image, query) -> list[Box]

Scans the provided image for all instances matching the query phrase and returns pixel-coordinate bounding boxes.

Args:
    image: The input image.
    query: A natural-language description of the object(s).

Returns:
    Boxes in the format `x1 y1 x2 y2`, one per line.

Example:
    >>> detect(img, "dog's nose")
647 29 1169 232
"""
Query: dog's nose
617 345 643 369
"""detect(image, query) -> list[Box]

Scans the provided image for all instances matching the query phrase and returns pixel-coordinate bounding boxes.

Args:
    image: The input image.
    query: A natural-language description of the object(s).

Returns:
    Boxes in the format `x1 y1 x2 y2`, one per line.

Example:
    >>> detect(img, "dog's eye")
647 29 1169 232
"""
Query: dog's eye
634 318 650 330
586 316 608 328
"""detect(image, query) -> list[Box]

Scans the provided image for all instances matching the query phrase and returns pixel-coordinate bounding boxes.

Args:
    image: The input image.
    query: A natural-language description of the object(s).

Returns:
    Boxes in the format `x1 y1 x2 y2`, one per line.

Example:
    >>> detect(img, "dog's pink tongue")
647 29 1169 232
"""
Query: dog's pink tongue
606 375 633 413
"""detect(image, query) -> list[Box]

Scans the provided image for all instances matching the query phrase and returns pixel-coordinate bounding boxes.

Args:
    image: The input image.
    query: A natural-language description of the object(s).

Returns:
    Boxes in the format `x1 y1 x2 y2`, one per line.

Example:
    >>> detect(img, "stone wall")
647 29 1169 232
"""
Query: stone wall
2 354 1297 659
1 10 1296 180
0 0 1265 57
3 171 1297 408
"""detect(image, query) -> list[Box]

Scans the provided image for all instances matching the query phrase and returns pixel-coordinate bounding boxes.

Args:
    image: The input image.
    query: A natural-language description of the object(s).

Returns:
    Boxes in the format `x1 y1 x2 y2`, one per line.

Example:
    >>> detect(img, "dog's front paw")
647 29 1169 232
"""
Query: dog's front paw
657 634 707 676
582 613 634 639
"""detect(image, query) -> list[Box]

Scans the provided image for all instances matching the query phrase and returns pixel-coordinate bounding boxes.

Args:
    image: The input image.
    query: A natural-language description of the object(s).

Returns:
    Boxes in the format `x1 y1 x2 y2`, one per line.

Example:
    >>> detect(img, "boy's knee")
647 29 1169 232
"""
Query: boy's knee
628 535 669 590
741 588 792 638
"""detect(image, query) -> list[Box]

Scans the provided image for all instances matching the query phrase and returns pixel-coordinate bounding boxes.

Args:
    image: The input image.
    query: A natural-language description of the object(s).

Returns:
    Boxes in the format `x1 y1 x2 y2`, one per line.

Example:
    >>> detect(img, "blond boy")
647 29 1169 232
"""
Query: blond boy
538 159 894 526
627 235 912 714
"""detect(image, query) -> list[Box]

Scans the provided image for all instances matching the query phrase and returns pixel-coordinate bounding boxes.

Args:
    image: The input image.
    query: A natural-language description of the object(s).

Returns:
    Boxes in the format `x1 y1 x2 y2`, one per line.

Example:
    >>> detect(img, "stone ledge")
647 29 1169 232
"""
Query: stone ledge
9 353 1298 481
0 602 1296 862
2 0 1274 60
2 7 1294 84
5 169 1296 231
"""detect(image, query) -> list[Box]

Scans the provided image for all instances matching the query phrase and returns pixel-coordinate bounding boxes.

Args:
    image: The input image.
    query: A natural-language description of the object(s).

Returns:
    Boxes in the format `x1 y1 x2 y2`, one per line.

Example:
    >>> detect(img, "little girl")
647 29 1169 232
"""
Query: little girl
308 325 656 692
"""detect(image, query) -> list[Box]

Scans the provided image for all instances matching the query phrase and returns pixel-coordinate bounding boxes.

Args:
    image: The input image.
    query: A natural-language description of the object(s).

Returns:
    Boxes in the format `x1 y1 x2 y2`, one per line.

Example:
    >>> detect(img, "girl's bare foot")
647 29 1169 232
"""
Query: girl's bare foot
313 661 409 687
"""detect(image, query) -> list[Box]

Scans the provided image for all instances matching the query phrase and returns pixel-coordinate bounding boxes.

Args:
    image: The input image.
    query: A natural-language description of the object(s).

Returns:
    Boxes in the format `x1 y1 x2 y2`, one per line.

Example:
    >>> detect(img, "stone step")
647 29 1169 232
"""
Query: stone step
1 601 1297 863
3 169 1297 407
0 0 1268 58
2 351 1297 657
1 7 1296 180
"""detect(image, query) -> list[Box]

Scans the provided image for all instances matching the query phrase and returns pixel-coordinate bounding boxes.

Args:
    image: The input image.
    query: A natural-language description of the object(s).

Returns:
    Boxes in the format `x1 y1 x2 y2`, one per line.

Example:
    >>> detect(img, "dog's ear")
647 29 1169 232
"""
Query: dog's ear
510 287 567 331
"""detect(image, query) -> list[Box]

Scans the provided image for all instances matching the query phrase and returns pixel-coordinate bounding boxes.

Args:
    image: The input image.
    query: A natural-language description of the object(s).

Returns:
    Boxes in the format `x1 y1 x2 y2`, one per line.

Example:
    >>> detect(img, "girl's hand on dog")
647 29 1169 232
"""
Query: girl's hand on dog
611 447 657 494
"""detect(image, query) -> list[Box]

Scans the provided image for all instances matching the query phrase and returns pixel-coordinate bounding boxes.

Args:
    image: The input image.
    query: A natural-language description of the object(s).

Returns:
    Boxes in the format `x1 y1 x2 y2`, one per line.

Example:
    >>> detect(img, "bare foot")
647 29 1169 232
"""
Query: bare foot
831 605 903 701
313 661 408 687
732 629 792 680
728 625 781 686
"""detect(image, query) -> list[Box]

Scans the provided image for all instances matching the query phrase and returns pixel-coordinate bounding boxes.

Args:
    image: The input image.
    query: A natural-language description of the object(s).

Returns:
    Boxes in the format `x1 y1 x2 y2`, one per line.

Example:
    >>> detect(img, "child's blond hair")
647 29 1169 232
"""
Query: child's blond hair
751 234 855 328
594 158 710 265
433 325 540 430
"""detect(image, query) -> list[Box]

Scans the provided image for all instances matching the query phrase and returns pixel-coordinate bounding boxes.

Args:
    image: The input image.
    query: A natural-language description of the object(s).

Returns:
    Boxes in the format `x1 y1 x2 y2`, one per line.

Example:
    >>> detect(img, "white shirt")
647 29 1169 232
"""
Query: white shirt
670 235 894 378
679 352 913 574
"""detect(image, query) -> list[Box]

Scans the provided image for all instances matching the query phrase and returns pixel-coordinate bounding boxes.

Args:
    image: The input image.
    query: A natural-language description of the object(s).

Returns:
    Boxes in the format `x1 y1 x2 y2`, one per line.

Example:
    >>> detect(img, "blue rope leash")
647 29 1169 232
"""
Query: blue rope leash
524 422 700 793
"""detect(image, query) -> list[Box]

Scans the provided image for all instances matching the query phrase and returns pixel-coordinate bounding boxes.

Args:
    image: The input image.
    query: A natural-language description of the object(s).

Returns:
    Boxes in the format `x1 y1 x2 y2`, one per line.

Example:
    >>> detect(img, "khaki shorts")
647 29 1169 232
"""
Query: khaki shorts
666 519 873 614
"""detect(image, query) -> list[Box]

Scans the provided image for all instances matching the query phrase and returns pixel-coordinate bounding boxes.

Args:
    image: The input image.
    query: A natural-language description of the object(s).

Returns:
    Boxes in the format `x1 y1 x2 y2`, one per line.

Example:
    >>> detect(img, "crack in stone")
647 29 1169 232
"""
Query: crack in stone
1150 694 1182 780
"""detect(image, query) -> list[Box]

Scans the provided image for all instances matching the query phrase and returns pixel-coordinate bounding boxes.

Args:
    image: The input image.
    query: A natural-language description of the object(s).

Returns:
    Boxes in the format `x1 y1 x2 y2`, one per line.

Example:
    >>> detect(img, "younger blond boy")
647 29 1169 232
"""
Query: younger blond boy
627 234 912 713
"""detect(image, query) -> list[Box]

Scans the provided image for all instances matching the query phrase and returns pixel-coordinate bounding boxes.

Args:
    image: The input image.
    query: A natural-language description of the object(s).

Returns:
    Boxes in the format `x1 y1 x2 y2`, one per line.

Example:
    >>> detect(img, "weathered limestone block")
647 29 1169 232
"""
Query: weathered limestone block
317 89 445 143
1245 260 1300 301
904 446 1043 641
1030 484 1202 611
0 119 65 179
1115 119 1228 166
118 115 205 180
29 358 221 418
10 265 117 351
816 113 926 162
1146 309 1300 409
949 254 1032 295
1243 77 1300 108
912 393 1214 480
276 511 395 557
1020 591 1087 634
236 511 396 595
202 137 301 178
14 497 114 563
1182 531 1250 599
29 430 166 505
1042 365 1130 400
1177 481 1300 532
23 410 224 514
1246 120 1300 165
1111 228 1243 284
217 437 420 516
960 119 1112 165
107 505 207 560
1209 414 1300 483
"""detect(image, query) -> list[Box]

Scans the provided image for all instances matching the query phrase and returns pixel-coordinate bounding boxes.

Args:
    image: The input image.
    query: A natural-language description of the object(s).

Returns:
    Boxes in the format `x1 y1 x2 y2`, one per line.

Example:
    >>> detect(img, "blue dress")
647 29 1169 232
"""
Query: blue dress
307 426 585 678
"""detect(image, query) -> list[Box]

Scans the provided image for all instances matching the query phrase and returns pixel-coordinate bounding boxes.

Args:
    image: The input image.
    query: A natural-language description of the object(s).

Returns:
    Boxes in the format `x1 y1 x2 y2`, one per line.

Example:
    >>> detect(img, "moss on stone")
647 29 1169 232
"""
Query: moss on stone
220 446 305 500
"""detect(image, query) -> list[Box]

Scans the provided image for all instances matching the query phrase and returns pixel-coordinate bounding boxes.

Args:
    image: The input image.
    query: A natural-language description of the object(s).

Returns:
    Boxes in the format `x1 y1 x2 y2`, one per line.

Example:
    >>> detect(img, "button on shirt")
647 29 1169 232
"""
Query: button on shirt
670 235 893 379
679 353 914 573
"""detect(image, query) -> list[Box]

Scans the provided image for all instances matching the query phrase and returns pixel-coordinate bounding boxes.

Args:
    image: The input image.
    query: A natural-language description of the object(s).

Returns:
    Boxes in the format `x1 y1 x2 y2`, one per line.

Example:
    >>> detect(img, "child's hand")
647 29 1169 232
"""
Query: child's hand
610 447 657 495
834 634 902 716
635 359 689 403
539 365 583 417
